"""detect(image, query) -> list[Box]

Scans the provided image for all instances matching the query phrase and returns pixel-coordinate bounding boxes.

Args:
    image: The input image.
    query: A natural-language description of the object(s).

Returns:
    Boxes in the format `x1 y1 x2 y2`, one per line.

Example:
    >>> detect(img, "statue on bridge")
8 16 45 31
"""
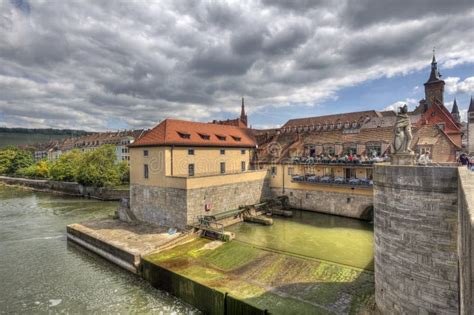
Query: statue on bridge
392 104 415 165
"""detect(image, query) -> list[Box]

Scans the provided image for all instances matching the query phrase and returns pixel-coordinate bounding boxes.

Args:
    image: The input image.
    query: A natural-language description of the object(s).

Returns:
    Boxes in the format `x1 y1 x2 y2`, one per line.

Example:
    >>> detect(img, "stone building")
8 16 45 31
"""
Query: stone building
468 97 474 153
128 118 269 229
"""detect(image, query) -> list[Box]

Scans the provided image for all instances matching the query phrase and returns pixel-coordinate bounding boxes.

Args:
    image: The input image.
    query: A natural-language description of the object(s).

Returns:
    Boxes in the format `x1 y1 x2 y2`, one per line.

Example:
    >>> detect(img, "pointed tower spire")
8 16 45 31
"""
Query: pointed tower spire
469 96 474 113
451 98 460 123
426 48 442 83
424 49 445 109
240 96 248 127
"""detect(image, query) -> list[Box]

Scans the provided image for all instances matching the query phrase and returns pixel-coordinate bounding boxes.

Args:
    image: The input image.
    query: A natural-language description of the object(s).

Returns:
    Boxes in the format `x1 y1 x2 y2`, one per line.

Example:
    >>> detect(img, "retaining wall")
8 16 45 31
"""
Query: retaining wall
271 188 373 220
130 178 271 229
141 259 268 315
458 167 474 314
0 176 128 201
374 165 459 314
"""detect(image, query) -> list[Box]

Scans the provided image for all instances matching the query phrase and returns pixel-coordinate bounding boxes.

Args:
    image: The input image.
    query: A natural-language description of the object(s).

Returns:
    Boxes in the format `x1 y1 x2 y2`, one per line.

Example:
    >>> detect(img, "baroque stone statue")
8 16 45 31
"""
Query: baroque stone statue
393 104 413 154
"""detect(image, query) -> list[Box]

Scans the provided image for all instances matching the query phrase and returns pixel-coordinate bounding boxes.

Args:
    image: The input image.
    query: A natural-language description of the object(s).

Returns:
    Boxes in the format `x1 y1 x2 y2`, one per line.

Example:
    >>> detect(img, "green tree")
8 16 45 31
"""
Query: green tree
50 150 81 182
0 148 34 175
0 148 17 174
117 160 130 184
75 145 121 187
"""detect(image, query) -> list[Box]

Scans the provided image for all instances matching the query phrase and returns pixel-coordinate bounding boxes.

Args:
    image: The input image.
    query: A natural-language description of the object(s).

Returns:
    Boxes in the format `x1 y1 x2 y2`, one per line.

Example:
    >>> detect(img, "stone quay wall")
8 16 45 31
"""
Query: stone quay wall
186 178 272 224
130 184 188 230
0 176 128 201
458 167 474 314
271 188 373 220
130 178 271 230
374 165 459 314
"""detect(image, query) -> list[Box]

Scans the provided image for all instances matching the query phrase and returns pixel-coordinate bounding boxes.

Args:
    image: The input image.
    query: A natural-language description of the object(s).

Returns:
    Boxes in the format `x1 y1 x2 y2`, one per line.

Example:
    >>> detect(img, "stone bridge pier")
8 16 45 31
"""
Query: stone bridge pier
373 164 471 314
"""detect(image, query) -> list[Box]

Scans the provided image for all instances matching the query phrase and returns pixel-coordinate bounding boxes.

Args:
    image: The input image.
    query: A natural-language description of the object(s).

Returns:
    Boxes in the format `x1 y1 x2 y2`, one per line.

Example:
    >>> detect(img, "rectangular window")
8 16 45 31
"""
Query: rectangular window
188 149 194 155
288 167 294 175
271 166 277 176
216 135 226 141
220 149 225 155
241 149 245 154
220 162 226 174
241 161 246 172
144 164 149 179
144 150 149 157
231 135 241 141
188 164 195 176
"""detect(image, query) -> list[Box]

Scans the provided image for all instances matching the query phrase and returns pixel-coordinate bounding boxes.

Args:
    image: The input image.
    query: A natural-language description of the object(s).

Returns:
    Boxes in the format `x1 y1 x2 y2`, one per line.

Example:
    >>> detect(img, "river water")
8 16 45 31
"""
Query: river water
0 185 196 314
226 210 374 270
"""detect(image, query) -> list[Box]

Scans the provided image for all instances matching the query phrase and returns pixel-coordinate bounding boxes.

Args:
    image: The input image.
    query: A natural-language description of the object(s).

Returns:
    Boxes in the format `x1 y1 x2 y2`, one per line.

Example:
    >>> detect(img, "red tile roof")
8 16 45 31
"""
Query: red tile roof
129 119 257 148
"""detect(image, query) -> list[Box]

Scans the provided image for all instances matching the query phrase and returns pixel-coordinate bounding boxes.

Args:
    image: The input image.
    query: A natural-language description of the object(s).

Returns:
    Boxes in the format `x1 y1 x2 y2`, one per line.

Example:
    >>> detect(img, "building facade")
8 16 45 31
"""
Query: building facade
128 119 269 229
251 54 462 218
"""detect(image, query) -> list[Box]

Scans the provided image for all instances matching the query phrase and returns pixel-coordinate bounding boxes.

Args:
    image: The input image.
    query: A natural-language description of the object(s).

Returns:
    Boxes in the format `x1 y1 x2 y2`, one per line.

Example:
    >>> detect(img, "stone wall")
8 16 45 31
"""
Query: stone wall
374 165 459 314
130 184 187 229
129 177 271 229
0 176 128 201
458 167 474 314
187 178 271 224
272 188 373 220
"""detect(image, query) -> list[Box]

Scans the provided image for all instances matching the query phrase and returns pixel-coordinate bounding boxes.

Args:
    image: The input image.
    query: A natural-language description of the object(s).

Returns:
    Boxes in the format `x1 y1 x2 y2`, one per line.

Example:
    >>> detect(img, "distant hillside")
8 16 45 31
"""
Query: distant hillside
0 127 91 148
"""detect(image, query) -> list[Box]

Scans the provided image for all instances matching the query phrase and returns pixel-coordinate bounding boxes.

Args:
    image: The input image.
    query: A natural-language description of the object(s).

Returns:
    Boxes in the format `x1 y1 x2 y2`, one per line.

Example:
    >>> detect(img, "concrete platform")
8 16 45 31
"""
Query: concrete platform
67 219 196 273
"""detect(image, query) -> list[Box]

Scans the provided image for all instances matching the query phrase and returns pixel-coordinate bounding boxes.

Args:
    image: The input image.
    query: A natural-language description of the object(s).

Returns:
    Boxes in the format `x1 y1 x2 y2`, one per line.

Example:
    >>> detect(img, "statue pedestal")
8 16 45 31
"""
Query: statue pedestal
391 153 415 166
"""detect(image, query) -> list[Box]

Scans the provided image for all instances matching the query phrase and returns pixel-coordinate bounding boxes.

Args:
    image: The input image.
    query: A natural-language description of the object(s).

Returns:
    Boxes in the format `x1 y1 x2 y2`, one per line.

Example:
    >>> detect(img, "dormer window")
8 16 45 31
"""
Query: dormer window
177 131 191 139
231 135 241 142
198 133 210 140
216 134 226 141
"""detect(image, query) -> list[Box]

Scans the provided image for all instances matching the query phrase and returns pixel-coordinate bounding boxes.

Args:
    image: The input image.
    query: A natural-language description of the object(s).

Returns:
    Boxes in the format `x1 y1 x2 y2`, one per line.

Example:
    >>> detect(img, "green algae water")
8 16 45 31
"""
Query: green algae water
0 185 197 314
226 210 374 270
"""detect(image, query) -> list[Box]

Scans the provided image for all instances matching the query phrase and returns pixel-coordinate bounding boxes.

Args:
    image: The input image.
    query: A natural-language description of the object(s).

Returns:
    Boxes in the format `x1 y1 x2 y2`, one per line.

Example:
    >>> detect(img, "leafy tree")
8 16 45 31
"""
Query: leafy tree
50 150 81 182
75 145 121 187
0 148 17 174
16 164 37 178
117 161 130 184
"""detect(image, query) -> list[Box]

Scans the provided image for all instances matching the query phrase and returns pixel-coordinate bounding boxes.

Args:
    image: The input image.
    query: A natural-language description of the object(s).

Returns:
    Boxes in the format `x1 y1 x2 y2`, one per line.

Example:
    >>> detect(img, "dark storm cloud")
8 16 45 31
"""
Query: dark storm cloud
0 0 473 130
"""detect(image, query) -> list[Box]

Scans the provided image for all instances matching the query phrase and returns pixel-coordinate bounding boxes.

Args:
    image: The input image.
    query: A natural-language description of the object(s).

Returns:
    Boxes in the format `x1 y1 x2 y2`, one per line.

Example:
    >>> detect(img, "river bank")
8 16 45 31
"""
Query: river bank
0 175 128 201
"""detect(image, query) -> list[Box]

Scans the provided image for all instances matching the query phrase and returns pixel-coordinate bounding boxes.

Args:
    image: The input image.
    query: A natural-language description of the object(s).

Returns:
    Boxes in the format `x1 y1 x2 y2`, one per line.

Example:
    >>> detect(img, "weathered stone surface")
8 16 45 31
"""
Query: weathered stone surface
186 179 271 225
130 178 271 229
457 167 474 314
273 188 373 220
130 184 188 229
374 164 459 314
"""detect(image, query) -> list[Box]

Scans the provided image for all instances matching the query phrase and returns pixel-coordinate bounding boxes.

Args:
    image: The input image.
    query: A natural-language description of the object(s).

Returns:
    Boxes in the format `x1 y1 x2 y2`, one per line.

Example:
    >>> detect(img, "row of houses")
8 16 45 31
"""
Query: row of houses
33 129 146 164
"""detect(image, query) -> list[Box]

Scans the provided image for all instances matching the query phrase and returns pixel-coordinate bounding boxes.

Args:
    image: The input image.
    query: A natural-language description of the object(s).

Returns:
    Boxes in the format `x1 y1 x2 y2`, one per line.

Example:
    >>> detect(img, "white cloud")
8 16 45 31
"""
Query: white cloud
0 0 473 130
445 76 474 95
383 98 418 112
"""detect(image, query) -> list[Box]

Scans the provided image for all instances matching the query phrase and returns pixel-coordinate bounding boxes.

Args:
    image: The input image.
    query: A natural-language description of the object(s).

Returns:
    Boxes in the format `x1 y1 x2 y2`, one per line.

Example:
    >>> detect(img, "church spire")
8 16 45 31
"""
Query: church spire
240 97 248 127
469 96 474 113
451 98 460 123
426 48 442 83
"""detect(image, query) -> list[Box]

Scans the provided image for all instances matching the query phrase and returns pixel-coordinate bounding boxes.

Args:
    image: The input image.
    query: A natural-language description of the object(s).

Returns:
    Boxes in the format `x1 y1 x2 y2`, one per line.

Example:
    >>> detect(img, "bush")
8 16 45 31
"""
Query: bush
16 160 50 178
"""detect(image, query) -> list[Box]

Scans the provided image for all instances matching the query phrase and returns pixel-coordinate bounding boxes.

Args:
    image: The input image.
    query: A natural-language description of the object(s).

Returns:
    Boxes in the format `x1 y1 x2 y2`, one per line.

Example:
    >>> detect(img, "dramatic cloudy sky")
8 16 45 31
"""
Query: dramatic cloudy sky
1 0 473 131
